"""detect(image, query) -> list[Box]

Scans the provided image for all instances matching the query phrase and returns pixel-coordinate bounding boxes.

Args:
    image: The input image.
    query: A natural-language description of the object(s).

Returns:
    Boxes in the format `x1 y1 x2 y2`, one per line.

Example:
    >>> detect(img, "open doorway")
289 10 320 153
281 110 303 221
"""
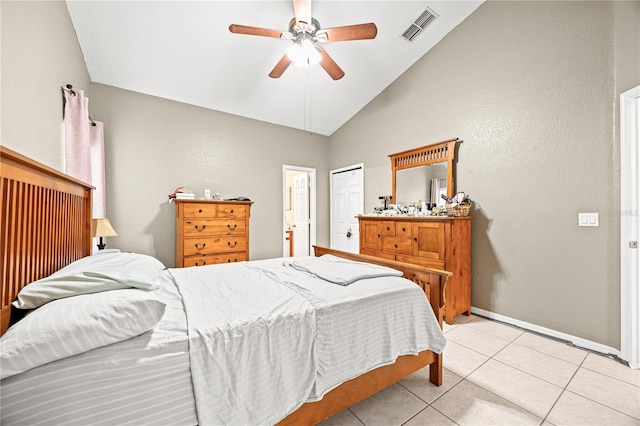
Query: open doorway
282 165 316 257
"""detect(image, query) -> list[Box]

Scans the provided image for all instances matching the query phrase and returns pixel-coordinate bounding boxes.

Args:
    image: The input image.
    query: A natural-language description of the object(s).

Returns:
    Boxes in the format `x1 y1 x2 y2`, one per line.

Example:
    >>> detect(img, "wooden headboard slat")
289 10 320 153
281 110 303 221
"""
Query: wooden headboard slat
1 146 93 334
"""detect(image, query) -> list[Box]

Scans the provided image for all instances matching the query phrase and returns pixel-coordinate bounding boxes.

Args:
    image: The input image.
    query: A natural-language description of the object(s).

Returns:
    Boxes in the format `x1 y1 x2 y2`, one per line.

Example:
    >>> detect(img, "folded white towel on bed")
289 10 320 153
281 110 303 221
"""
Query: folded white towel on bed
284 254 403 286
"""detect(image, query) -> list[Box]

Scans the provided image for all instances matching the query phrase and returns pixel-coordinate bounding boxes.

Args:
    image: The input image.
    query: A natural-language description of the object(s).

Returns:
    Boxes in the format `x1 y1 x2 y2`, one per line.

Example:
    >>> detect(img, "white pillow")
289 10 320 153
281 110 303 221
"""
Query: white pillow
13 252 165 309
1 289 166 379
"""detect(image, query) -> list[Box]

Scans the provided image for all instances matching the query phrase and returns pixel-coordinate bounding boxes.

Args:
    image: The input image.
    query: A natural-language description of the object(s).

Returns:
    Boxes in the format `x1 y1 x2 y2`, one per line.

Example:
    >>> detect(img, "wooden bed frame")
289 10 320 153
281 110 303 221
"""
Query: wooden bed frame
0 146 450 426
1 146 92 334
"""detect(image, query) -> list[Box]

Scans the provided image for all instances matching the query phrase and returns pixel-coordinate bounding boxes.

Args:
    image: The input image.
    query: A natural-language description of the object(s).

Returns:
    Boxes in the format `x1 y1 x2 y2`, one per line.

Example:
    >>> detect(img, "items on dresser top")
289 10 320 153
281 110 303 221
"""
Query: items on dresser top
174 199 253 267
168 186 195 201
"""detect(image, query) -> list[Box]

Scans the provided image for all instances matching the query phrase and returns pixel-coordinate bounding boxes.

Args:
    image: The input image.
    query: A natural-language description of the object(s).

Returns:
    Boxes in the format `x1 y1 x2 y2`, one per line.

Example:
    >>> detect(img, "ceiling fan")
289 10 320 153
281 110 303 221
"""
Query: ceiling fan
229 0 377 80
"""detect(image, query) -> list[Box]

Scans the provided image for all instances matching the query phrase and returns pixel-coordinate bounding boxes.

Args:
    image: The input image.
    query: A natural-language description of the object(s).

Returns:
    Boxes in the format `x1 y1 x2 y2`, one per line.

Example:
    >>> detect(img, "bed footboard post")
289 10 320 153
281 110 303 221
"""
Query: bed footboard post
427 271 447 386
427 272 447 328
430 353 443 386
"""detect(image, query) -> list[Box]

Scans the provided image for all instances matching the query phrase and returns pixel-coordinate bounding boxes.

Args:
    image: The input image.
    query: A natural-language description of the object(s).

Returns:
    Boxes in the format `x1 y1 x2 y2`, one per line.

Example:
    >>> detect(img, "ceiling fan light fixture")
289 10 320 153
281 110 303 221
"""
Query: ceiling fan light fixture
229 0 376 79
287 39 321 65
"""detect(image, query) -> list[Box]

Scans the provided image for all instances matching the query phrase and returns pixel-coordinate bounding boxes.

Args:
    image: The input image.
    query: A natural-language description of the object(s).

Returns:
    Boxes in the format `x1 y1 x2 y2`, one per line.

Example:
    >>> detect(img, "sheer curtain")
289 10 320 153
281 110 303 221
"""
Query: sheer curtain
63 87 106 218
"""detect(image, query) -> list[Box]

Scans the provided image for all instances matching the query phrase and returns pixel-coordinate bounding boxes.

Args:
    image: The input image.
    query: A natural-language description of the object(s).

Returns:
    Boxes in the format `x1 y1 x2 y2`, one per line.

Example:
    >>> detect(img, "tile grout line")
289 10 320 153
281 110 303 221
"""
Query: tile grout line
445 323 555 423
562 367 640 421
539 354 588 424
397 375 463 425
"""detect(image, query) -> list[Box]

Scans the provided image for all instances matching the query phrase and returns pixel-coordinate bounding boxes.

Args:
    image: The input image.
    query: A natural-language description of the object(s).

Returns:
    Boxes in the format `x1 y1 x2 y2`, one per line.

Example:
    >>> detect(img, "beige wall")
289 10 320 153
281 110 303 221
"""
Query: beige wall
1 1 91 169
329 1 640 349
89 84 330 267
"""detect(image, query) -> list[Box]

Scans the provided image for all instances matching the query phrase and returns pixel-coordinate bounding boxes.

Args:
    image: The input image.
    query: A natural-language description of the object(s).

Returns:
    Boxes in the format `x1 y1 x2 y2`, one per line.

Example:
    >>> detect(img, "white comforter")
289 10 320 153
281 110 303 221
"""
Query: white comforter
169 262 318 426
1 255 446 426
252 257 447 400
170 256 447 425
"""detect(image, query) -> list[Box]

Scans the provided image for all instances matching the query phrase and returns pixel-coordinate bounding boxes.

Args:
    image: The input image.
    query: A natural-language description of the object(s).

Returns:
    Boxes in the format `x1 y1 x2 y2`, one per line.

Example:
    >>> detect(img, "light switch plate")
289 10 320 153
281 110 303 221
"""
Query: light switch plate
578 212 599 227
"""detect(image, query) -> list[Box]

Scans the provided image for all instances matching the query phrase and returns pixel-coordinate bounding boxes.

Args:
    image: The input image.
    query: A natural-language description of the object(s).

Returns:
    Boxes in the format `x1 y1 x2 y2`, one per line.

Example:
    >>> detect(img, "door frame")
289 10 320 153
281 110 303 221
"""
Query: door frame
329 163 364 250
620 85 640 369
282 165 316 257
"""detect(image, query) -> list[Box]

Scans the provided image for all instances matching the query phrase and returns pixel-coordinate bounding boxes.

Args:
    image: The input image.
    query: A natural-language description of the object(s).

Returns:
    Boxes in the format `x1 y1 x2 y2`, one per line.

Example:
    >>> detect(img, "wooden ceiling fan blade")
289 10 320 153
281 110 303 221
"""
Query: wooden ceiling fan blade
229 24 283 39
293 0 312 30
322 23 378 42
269 53 293 78
317 46 345 80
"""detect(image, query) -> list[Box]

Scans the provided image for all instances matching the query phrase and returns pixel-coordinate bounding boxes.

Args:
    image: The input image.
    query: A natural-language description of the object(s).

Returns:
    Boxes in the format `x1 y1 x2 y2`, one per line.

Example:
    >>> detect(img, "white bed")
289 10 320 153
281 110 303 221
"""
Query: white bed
0 145 451 426
1 254 446 426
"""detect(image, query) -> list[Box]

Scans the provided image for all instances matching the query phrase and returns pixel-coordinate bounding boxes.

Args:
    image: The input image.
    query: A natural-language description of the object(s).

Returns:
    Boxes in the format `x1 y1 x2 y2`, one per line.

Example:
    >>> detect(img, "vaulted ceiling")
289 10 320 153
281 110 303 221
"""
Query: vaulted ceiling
67 1 483 136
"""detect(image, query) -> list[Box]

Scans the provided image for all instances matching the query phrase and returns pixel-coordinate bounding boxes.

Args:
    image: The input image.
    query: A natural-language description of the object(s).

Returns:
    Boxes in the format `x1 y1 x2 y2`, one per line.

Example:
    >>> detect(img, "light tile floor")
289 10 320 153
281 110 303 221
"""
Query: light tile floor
319 314 640 426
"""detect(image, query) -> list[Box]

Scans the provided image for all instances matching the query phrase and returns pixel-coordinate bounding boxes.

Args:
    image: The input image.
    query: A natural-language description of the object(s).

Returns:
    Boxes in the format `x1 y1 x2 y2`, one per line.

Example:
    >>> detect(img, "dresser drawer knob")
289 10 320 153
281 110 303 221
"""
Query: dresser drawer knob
228 224 237 230
402 227 406 232
195 261 207 266
227 258 238 263
230 209 234 214
195 225 206 232
195 243 206 250
394 244 398 248
386 226 390 231
198 209 203 213
228 241 238 248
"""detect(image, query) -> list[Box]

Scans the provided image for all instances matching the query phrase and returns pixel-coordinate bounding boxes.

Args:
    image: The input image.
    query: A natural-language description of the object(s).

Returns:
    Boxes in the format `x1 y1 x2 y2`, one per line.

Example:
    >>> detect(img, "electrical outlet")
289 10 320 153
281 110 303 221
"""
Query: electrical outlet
578 213 599 227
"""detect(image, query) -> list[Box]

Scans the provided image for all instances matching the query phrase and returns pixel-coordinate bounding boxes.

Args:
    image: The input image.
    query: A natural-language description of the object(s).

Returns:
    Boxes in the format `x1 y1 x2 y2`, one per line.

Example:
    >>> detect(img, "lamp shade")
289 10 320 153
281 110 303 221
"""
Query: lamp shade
92 218 118 238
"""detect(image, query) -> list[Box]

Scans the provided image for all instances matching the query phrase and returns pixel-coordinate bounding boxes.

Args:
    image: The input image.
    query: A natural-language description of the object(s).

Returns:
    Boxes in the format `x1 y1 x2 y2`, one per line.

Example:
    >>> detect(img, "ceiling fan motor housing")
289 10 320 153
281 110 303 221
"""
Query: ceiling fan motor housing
288 17 324 43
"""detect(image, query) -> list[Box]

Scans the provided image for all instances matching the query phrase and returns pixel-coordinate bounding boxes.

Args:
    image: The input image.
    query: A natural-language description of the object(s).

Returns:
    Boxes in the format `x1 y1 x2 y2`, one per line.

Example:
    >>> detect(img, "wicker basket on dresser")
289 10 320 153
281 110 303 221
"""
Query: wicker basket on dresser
358 215 471 324
175 199 253 267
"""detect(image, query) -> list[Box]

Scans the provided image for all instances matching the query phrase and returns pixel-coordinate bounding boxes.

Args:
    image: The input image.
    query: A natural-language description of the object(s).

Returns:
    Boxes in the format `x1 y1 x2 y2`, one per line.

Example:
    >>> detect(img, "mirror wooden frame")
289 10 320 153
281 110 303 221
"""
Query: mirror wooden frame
390 138 458 204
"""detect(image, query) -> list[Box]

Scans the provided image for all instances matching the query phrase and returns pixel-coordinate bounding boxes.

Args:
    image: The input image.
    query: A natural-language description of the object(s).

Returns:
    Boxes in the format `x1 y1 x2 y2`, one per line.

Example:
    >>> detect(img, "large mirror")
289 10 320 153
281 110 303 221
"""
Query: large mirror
390 138 458 206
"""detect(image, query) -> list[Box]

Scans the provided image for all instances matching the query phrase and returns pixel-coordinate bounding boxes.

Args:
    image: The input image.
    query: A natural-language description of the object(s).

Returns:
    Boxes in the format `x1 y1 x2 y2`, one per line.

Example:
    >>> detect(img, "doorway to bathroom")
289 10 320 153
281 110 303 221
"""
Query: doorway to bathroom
282 165 316 257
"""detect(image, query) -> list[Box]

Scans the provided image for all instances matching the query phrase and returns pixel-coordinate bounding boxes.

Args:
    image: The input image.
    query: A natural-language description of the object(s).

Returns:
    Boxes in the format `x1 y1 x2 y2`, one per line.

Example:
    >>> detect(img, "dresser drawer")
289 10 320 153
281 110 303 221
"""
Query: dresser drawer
380 222 396 235
382 236 413 255
183 203 248 219
217 204 247 218
183 204 217 218
183 219 246 236
183 252 248 267
184 236 247 256
395 222 411 237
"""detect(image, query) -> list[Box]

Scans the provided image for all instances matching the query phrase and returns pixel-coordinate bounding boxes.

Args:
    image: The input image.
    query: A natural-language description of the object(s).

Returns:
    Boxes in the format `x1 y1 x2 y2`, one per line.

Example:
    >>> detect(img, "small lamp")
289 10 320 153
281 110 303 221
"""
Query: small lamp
92 218 118 250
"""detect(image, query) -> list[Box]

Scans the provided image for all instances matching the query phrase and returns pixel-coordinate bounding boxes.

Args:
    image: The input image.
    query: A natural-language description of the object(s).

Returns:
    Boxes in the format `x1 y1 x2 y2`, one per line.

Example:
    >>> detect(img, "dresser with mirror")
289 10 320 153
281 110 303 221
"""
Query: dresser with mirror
358 138 471 324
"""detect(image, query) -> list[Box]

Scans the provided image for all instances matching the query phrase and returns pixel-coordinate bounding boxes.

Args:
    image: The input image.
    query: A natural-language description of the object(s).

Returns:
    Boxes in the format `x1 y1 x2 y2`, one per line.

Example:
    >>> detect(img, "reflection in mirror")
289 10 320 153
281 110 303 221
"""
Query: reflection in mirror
395 163 447 206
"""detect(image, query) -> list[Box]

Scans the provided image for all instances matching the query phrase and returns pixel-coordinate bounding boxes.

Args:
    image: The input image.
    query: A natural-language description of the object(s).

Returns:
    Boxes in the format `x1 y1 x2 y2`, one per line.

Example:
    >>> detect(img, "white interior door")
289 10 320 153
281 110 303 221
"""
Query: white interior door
330 165 364 253
293 172 310 256
621 85 640 369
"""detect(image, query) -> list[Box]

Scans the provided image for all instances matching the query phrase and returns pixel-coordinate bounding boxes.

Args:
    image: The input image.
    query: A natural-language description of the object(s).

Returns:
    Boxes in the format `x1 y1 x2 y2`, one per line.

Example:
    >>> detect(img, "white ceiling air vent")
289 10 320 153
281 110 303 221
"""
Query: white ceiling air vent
402 6 439 42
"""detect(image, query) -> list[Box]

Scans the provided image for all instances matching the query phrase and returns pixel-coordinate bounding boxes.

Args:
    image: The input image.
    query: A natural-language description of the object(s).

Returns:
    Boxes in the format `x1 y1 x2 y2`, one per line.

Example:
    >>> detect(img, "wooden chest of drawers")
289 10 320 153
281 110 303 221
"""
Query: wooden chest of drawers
359 215 471 324
175 199 253 267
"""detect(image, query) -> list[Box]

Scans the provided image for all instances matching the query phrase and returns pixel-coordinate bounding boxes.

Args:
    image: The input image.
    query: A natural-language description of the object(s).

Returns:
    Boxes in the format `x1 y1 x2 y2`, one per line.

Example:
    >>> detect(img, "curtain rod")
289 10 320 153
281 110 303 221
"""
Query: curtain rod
64 84 97 127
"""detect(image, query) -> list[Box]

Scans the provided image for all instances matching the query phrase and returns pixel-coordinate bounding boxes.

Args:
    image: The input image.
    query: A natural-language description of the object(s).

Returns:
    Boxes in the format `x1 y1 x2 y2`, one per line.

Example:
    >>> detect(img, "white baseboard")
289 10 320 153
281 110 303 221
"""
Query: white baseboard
470 307 623 360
